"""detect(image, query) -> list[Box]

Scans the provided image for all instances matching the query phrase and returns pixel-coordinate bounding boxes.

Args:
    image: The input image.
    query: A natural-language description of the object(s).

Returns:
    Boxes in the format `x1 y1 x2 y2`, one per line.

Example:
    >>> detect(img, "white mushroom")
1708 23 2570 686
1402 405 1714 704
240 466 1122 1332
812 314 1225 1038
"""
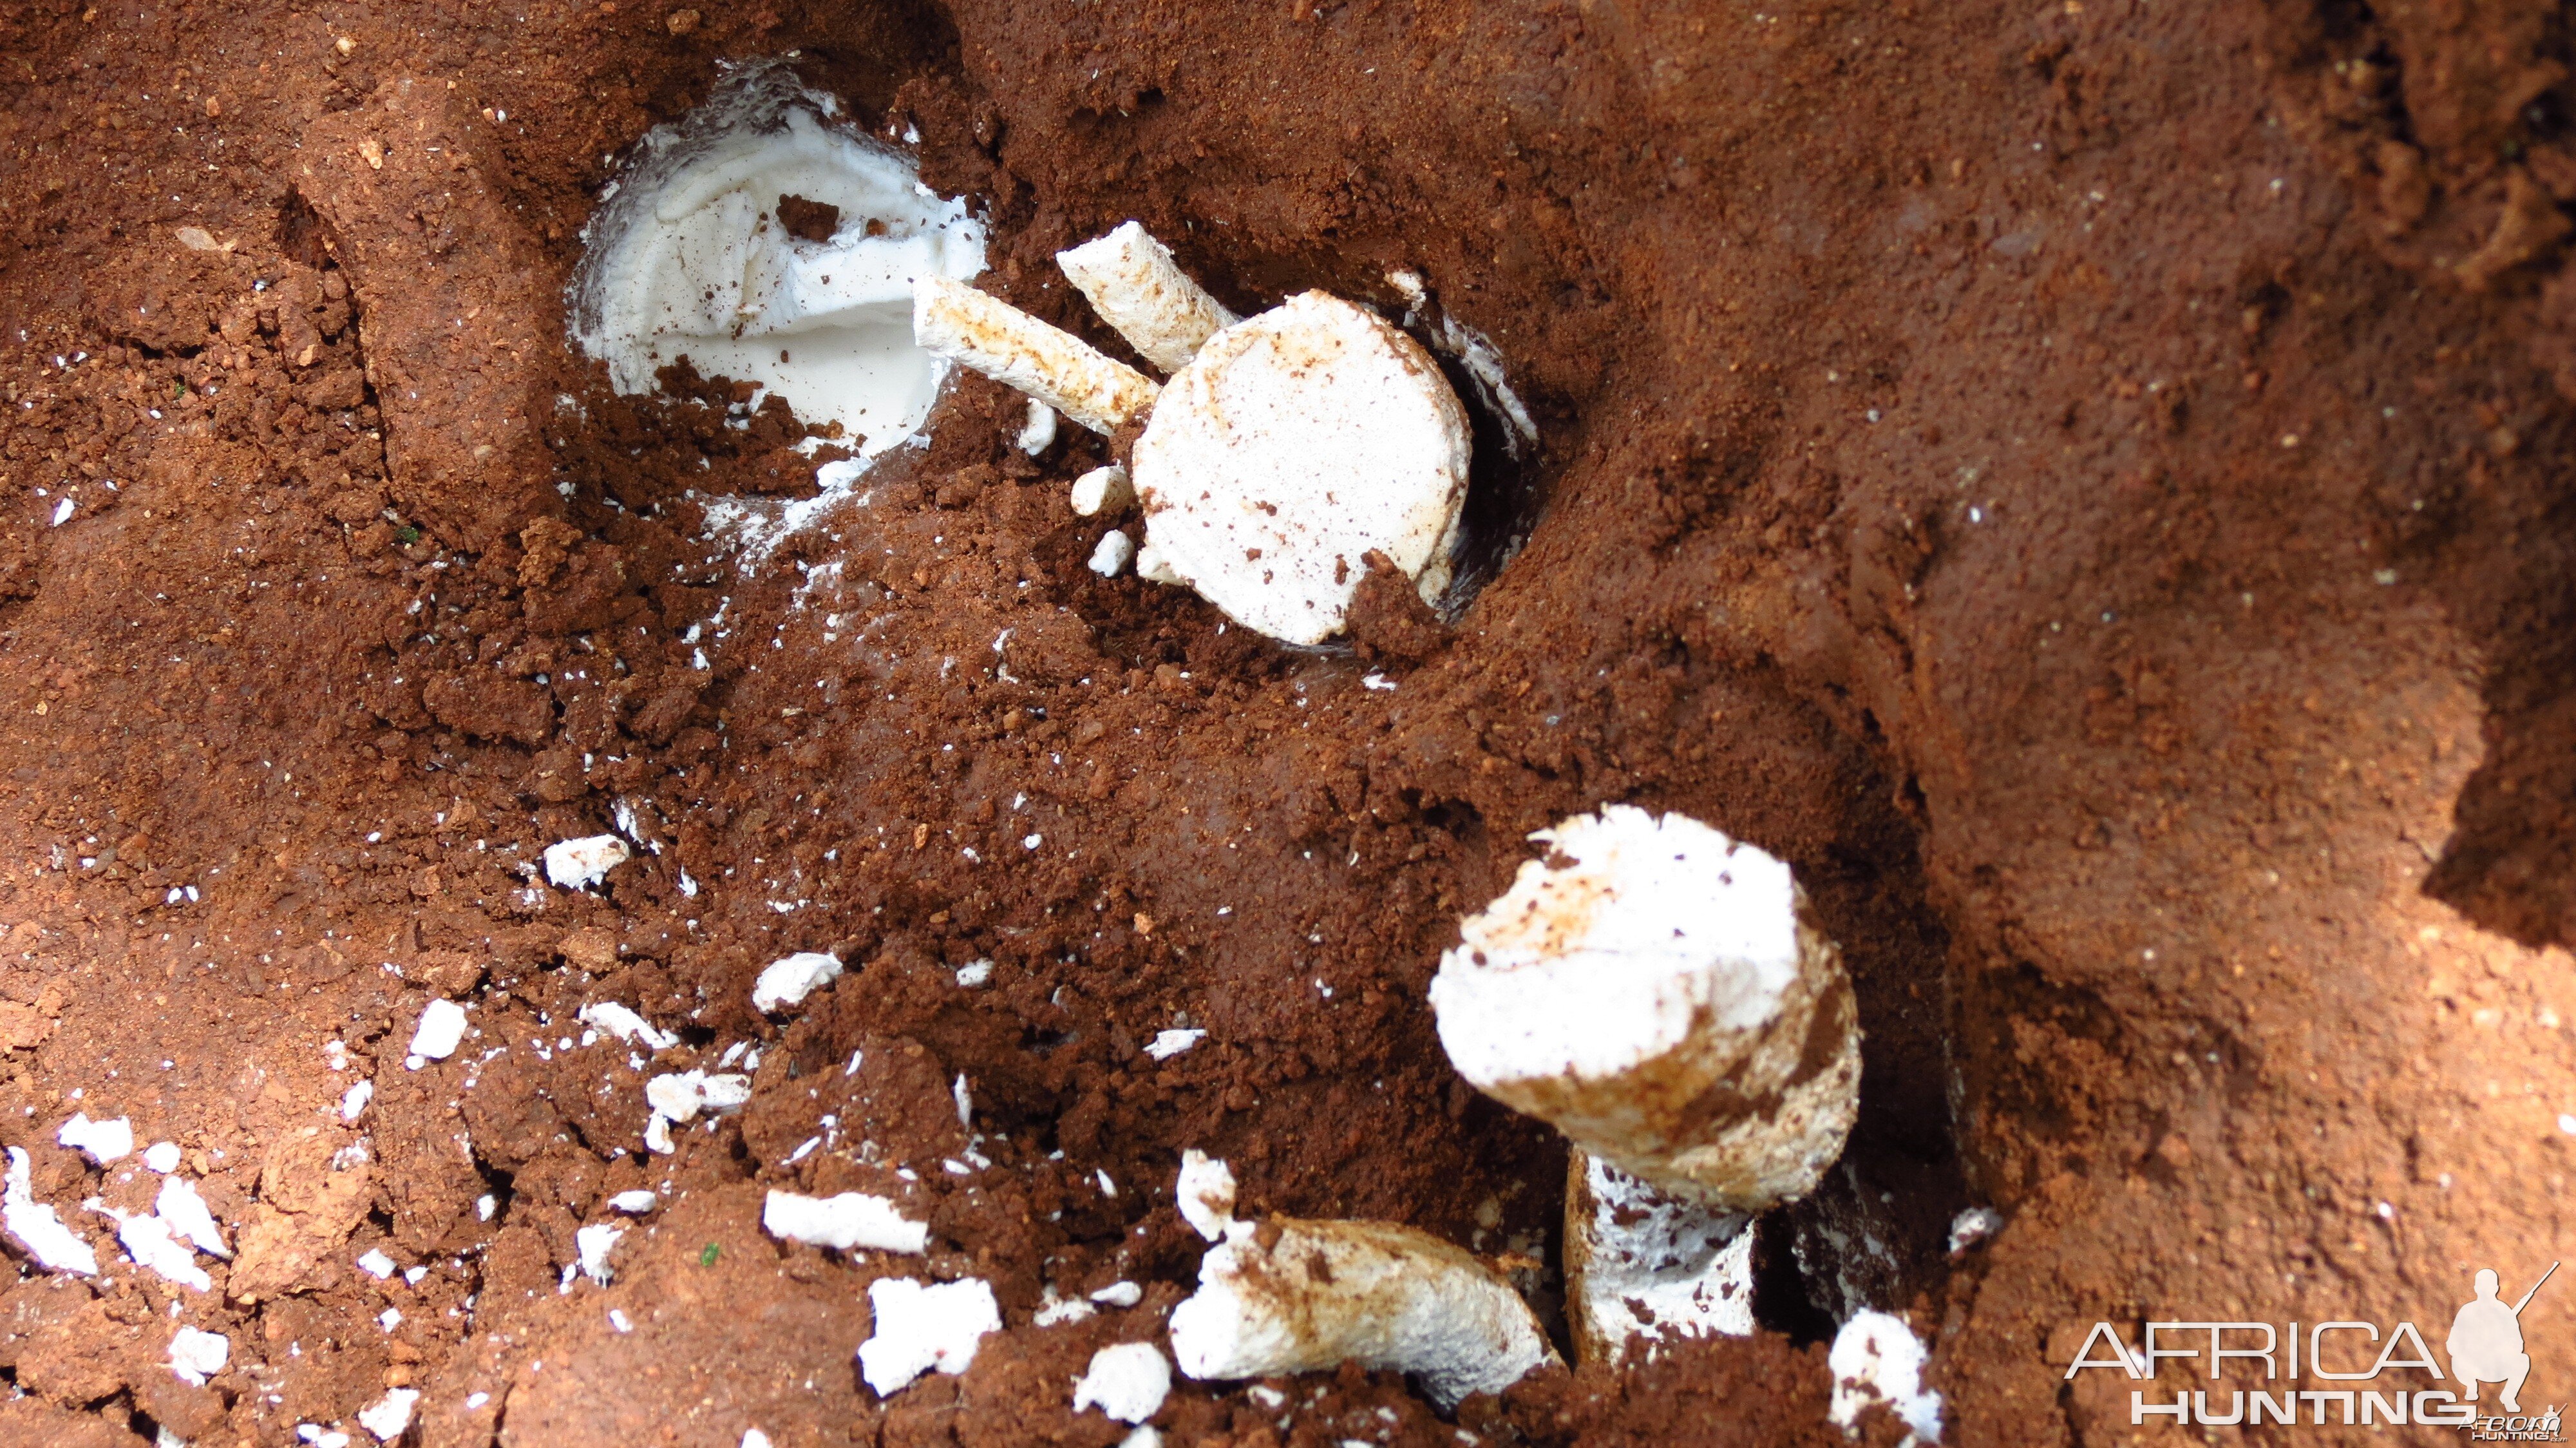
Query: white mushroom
1164 1156 1555 1410
571 64 985 456
913 225 1473 645
1428 805 1861 1363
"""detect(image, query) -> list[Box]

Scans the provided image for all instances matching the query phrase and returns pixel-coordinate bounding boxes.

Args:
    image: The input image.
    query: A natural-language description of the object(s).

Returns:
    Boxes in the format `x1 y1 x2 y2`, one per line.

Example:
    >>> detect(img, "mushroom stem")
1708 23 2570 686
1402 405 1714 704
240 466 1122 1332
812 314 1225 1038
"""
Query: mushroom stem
1564 1148 1754 1366
1056 221 1239 374
913 276 1159 435
1169 1216 1557 1411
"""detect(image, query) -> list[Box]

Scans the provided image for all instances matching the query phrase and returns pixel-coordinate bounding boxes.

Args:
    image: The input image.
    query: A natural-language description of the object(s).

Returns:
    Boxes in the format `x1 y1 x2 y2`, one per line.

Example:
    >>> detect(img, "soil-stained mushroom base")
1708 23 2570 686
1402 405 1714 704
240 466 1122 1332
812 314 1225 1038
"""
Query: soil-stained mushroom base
3 2 2575 1445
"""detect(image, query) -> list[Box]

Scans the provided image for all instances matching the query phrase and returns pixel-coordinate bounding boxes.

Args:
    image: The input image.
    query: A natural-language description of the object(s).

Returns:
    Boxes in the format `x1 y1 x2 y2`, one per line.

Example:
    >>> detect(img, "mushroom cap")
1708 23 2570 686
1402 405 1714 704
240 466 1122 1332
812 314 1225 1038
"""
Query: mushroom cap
1428 805 1861 1212
1133 292 1470 645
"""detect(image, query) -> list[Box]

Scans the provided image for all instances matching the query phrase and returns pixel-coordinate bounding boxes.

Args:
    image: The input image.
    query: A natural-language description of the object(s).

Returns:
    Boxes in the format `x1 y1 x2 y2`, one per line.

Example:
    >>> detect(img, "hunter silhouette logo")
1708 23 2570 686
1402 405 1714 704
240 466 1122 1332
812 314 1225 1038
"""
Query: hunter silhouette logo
2452 1264 2555 1416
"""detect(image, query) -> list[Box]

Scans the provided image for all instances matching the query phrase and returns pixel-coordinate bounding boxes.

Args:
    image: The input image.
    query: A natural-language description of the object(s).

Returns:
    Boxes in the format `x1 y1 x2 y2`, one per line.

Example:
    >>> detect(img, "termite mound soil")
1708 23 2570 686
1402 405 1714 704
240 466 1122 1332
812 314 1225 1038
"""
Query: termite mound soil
4 1 2575 1445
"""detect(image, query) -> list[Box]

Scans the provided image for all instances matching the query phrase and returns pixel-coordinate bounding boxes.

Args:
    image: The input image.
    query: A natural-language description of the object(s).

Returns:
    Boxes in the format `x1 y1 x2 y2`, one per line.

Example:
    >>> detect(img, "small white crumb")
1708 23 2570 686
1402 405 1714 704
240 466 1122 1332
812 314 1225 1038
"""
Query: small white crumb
141 1141 183 1174
1097 1168 1117 1198
404 1266 428 1285
1072 1341 1172 1424
578 1000 677 1052
168 1326 229 1385
575 1223 623 1285
1829 1311 1944 1443
1946 1206 2003 1256
1018 398 1059 455
858 1277 1002 1395
954 959 994 989
1070 463 1134 517
357 1386 420 1442
1034 1288 1097 1327
645 1070 753 1125
174 225 221 252
50 497 75 528
477 1194 497 1221
339 1081 374 1123
607 1190 658 1215
544 834 631 890
953 1073 972 1128
752 951 844 1013
8 1150 100 1275
1088 529 1135 578
609 1308 633 1333
406 999 468 1066
57 1112 135 1165
742 1431 773 1448
762 1189 930 1254
379 1308 402 1331
357 1249 397 1279
1177 1150 1238 1243
1144 1029 1205 1061
1088 1280 1143 1308
2559 1113 2576 1136
1361 672 1397 692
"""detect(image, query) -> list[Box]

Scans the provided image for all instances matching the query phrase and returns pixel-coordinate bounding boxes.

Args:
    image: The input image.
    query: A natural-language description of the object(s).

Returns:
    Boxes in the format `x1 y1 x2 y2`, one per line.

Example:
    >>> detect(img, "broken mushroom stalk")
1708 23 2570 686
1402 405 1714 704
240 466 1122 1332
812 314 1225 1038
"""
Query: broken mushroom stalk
1428 805 1864 1364
1164 1152 1558 1411
913 222 1472 647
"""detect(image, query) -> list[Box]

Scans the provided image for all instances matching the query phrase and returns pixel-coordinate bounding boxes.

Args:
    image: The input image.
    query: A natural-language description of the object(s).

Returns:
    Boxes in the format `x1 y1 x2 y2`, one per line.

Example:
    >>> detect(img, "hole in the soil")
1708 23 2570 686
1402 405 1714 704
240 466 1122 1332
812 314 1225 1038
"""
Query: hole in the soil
1752 1216 1839 1346
274 187 342 271
571 61 985 461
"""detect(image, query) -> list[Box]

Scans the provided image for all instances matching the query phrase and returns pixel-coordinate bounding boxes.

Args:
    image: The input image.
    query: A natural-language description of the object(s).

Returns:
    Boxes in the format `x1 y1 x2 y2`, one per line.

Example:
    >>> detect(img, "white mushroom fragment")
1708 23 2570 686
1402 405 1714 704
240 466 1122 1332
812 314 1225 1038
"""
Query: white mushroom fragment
571 64 985 456
56 1113 134 1166
577 1000 678 1053
913 225 1475 645
1170 1214 1557 1411
167 1326 230 1386
1428 805 1862 1363
858 1277 1003 1395
1056 221 1238 374
1088 530 1135 578
761 1189 929 1255
750 950 844 1014
3 1148 97 1276
1072 1341 1173 1424
406 998 469 1067
914 277 1160 436
544 835 631 890
1829 1310 1944 1443
1164 1155 1554 1410
357 1387 421 1443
